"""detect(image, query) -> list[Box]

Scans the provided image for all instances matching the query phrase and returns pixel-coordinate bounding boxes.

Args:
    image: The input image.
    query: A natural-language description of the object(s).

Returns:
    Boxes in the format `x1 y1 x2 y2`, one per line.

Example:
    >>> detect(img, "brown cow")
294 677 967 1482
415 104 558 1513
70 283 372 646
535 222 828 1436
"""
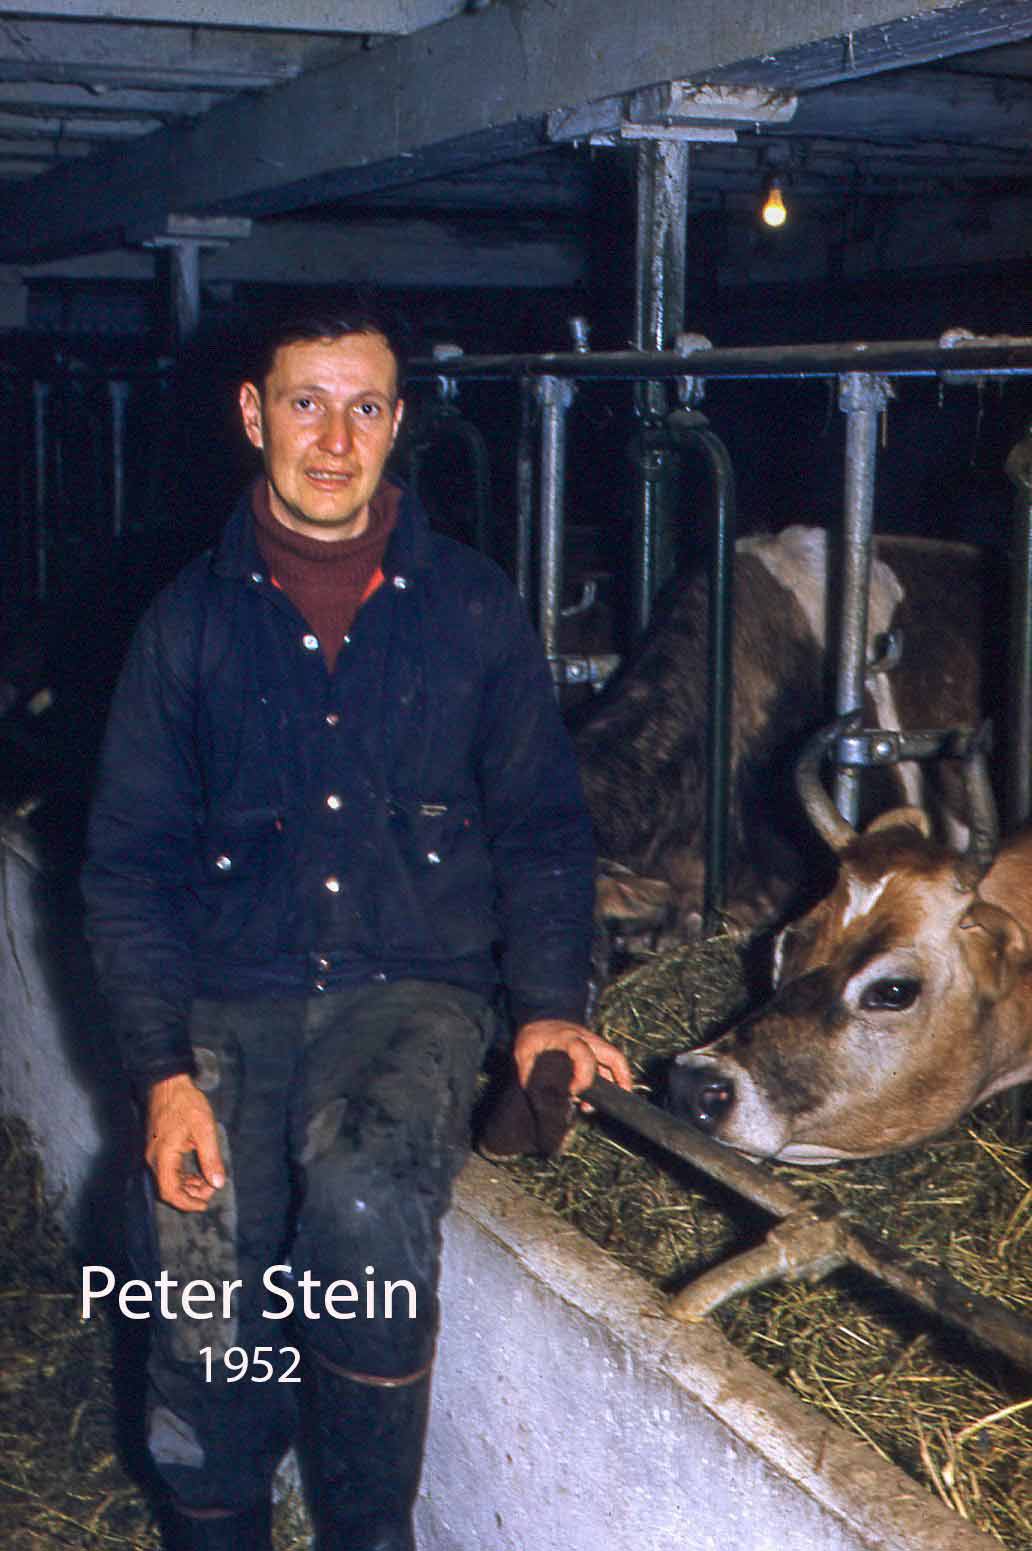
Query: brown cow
667 724 1032 1162
575 527 999 958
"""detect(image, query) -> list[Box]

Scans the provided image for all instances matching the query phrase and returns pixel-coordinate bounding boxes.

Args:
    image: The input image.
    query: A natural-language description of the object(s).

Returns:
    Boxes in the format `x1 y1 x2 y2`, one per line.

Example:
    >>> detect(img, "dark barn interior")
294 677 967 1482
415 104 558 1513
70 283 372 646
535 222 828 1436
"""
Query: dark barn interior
5 2 1032 669
2 6 1032 1549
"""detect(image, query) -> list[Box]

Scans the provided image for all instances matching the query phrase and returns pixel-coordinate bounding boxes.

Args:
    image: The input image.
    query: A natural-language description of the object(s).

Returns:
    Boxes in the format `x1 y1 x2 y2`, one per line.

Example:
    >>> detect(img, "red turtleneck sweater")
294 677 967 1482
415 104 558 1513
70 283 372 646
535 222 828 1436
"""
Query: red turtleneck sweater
252 477 400 672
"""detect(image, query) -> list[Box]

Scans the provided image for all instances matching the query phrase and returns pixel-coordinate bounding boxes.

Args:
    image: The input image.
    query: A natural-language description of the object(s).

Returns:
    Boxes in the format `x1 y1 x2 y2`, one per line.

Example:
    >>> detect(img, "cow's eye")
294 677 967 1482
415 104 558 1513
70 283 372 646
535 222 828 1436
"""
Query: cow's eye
859 977 921 1011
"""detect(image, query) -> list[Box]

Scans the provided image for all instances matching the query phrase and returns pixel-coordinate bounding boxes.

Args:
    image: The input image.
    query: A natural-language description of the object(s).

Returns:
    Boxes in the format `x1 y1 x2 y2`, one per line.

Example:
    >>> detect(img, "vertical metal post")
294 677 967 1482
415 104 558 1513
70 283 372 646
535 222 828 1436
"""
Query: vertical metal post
32 379 49 601
1005 425 1032 832
108 379 130 540
835 373 892 823
168 239 203 344
537 374 575 674
632 138 690 636
515 377 535 603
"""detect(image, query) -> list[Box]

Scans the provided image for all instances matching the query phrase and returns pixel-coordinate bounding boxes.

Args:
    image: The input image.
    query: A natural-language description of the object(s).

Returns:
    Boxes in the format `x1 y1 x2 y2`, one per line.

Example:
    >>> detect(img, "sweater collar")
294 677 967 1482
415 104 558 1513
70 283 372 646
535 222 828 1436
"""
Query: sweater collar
211 474 431 586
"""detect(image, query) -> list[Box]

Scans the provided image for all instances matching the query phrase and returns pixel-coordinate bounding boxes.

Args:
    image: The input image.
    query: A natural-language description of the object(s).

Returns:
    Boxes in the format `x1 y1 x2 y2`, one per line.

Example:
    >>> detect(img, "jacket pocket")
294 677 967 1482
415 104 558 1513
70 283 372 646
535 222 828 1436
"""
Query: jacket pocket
187 807 287 957
381 796 498 958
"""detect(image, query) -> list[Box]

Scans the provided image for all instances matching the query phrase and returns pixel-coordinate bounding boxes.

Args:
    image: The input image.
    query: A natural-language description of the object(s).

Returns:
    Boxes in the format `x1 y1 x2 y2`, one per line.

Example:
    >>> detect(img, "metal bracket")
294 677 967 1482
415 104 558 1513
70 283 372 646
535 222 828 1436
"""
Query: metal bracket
938 325 1032 385
838 371 894 416
674 331 713 408
547 80 797 147
548 654 621 690
835 724 990 769
431 341 463 403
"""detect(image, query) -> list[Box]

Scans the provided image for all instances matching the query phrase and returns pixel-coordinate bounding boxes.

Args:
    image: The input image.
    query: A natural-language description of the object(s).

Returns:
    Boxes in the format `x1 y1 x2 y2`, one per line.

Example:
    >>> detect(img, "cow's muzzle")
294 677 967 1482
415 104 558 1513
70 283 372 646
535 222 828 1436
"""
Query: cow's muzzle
666 1058 735 1133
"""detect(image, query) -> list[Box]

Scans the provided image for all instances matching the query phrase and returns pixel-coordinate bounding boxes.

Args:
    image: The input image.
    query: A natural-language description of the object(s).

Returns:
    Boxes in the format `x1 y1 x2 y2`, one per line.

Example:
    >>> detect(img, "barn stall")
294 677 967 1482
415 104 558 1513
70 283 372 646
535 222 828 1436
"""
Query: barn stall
3 2 1032 1548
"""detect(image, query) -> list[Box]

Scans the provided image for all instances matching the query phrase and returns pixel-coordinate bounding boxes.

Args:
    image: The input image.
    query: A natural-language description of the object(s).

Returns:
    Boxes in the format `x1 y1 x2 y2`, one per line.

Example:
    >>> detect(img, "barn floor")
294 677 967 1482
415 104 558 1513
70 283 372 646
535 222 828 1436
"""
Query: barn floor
498 937 1032 1550
0 1115 311 1551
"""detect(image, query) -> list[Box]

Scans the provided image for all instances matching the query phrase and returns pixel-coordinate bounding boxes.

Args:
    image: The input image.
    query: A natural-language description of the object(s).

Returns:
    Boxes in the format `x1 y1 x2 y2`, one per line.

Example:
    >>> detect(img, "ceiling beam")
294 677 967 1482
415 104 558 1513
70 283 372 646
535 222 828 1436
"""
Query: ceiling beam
0 0 465 36
15 216 585 289
0 18 353 88
3 0 1032 263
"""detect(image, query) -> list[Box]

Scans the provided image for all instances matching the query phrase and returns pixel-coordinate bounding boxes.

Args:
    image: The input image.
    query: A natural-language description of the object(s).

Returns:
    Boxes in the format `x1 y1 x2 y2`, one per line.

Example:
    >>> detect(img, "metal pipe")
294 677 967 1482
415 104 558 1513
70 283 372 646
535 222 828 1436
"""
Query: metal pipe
168 239 203 344
834 373 891 824
32 380 49 601
634 140 690 360
1005 424 1032 832
405 338 1032 386
632 138 690 635
583 1078 1032 1372
536 374 575 670
107 378 130 541
515 377 535 603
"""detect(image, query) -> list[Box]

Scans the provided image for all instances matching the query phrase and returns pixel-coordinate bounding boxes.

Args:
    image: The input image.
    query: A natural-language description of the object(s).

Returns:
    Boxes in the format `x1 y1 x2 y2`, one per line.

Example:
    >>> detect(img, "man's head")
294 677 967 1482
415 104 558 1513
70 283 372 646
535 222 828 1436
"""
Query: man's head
239 299 408 541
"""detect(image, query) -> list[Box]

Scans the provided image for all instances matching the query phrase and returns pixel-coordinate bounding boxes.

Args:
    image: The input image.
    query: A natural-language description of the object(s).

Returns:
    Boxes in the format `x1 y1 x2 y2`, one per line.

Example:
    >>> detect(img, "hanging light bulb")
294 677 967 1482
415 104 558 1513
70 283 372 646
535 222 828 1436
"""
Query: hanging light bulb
761 176 788 228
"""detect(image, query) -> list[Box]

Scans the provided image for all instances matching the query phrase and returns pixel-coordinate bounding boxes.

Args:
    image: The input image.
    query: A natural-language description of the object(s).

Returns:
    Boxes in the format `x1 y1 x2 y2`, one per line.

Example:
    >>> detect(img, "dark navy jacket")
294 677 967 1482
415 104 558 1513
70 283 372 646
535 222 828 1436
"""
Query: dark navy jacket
82 482 596 1087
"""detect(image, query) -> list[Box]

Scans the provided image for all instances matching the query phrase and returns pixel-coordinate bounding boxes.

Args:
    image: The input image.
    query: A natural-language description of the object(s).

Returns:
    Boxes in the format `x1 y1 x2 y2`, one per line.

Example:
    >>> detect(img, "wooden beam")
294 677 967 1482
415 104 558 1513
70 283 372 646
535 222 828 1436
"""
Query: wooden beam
18 216 586 289
0 0 465 36
2 0 1032 262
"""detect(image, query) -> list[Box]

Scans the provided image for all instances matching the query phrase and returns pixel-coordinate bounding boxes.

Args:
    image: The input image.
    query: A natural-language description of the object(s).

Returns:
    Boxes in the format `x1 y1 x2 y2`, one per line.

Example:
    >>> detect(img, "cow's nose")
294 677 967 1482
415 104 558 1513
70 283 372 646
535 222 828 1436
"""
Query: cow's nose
666 1061 735 1133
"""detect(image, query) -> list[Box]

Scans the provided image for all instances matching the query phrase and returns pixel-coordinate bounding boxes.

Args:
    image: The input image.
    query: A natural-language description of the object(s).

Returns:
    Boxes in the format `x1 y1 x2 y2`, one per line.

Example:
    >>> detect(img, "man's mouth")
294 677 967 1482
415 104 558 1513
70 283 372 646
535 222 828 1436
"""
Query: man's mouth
306 469 353 487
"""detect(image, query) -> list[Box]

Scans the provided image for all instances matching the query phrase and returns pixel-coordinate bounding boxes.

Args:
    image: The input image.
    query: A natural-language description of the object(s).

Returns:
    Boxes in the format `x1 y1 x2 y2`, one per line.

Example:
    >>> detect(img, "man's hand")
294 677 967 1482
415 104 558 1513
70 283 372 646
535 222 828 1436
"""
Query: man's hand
145 1074 225 1213
513 1019 634 1109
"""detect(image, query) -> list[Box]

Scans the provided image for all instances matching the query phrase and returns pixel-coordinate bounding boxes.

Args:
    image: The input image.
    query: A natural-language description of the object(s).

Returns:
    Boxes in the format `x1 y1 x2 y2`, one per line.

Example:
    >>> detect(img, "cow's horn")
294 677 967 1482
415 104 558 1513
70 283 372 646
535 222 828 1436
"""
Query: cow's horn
956 722 998 887
795 712 862 854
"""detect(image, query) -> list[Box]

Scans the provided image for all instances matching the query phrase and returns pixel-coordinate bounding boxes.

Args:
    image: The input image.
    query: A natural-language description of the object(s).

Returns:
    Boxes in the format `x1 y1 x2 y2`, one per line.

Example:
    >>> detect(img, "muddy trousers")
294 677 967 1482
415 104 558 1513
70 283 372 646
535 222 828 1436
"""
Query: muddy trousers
128 979 494 1544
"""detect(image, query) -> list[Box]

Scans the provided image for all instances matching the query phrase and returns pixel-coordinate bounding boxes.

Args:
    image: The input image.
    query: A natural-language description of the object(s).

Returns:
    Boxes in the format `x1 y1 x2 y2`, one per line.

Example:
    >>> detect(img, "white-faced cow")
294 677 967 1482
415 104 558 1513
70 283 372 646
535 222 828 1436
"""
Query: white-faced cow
575 526 999 955
667 723 1032 1162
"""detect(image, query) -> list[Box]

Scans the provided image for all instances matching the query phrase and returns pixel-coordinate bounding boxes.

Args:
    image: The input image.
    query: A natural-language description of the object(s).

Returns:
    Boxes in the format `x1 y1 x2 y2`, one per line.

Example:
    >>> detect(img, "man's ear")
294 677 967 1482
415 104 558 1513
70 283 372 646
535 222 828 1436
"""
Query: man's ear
391 397 405 445
239 381 264 450
958 899 1028 1001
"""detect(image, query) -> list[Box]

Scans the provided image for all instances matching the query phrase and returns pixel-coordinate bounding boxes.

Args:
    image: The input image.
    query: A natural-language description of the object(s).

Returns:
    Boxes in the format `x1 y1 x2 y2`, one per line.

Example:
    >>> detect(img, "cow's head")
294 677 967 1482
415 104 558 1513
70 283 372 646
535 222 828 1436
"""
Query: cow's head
667 720 1031 1162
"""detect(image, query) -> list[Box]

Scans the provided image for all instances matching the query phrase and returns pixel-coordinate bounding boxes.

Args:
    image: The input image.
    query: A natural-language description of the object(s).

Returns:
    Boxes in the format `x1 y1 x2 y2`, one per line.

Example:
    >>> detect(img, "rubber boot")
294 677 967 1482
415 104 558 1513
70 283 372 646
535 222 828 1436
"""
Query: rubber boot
164 1498 272 1551
313 1360 432 1551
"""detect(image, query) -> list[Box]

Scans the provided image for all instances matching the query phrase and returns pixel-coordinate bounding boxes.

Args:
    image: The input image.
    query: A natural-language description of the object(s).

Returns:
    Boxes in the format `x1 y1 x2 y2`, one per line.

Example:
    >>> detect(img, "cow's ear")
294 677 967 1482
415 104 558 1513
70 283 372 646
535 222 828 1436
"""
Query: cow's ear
595 867 673 924
958 900 1028 1001
864 806 933 839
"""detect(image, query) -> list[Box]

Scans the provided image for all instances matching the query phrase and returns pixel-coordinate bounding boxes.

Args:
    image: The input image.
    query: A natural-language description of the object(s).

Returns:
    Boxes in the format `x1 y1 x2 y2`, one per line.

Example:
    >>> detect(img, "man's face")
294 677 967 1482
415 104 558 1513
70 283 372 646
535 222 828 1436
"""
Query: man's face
239 331 404 541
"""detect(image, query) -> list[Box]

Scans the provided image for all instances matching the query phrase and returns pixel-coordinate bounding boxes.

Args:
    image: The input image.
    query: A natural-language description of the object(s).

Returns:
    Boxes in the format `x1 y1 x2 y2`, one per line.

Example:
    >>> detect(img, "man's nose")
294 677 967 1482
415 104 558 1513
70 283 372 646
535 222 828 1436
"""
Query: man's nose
318 410 354 454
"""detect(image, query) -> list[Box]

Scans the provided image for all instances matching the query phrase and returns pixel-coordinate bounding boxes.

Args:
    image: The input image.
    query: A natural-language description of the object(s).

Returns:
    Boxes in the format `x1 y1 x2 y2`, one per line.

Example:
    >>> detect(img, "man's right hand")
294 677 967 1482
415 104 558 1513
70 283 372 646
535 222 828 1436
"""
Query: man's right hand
145 1074 226 1213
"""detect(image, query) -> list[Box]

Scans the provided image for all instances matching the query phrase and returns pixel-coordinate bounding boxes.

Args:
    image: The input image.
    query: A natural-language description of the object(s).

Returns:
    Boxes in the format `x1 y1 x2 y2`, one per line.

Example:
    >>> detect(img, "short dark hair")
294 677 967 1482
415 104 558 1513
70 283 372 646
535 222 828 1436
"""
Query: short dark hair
248 292 410 395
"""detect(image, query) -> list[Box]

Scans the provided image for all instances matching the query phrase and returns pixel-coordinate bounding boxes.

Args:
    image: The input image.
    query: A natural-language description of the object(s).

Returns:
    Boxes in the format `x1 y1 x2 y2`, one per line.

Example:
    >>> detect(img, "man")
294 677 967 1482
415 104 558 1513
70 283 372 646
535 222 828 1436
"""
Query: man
82 298 631 1551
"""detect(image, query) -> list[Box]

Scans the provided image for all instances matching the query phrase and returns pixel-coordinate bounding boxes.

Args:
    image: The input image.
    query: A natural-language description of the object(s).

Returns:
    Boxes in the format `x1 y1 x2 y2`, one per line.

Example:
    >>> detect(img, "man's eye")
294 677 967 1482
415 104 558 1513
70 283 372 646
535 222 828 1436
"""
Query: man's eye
859 977 921 1011
355 400 382 418
293 397 316 412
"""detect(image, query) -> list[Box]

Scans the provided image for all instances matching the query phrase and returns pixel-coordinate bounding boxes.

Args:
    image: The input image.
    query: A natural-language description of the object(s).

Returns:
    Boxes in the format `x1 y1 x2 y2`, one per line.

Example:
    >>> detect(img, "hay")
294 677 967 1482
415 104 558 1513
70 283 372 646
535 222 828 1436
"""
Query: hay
0 1116 311 1550
502 937 1032 1549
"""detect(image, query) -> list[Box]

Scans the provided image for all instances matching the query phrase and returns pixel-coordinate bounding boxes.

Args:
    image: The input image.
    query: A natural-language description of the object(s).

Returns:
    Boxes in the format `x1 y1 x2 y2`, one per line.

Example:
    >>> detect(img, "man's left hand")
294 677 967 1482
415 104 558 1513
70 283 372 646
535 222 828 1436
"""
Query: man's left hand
513 1019 634 1109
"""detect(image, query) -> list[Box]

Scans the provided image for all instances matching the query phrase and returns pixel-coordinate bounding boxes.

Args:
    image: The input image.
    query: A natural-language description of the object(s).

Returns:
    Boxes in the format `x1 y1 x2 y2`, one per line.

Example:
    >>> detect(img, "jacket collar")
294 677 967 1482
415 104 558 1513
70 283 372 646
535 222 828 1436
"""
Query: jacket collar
210 476 432 586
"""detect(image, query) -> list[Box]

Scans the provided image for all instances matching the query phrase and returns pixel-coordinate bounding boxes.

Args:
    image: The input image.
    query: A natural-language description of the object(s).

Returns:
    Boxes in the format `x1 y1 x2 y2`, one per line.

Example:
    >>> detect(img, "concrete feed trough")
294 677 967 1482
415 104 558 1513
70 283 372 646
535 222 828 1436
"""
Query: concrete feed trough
0 831 999 1549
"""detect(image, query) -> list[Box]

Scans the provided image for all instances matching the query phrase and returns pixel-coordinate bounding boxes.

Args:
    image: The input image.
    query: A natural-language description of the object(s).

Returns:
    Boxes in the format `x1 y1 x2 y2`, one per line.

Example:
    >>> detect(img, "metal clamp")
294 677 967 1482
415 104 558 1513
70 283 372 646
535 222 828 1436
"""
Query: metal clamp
835 724 990 769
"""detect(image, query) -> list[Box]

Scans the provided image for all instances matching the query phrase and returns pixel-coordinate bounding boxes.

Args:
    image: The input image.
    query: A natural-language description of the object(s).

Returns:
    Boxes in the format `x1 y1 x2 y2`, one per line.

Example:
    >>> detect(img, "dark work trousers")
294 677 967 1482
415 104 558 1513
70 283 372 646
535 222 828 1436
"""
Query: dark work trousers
129 979 495 1514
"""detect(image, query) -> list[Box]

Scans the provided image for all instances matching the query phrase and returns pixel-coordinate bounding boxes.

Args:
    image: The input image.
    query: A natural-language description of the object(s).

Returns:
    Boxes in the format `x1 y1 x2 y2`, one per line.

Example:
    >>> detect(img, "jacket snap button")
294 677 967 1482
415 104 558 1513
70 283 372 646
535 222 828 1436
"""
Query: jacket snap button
316 956 331 971
326 793 343 811
325 712 340 727
426 850 441 865
324 876 341 893
313 979 327 993
214 854 232 872
302 633 319 651
392 575 408 590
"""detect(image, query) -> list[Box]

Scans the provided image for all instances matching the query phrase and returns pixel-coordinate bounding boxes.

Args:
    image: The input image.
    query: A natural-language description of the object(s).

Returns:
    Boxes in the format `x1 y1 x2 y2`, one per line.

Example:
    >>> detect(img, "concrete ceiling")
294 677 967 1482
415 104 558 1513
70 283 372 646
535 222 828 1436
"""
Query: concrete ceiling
3 0 1032 295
